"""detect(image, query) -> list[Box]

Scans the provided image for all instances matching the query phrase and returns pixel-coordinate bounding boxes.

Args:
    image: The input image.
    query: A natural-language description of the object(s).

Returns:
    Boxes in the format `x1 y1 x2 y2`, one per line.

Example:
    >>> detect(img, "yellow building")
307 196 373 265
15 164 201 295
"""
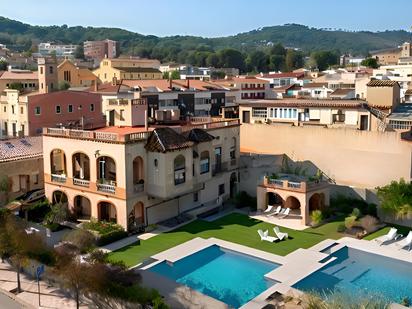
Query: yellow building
58 59 97 87
93 58 162 83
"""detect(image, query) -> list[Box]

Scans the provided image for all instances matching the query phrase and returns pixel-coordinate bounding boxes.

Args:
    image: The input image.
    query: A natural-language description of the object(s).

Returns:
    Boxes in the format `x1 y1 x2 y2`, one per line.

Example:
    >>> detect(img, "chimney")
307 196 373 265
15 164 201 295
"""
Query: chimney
92 80 98 92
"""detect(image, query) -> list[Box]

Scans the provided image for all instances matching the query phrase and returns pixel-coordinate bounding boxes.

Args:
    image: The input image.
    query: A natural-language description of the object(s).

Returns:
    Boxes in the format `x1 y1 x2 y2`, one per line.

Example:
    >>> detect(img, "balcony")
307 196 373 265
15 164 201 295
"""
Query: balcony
73 178 90 187
134 183 144 193
51 174 67 183
262 175 328 193
96 180 116 194
212 161 229 176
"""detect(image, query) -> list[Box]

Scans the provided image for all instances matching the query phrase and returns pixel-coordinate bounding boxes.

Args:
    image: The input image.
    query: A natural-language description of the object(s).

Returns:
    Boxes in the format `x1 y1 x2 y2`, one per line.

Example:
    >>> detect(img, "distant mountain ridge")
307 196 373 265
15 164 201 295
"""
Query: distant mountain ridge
0 16 410 56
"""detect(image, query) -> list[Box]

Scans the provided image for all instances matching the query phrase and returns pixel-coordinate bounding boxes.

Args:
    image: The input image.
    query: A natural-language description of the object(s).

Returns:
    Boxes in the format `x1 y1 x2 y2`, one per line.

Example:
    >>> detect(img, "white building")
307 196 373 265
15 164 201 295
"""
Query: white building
38 43 78 57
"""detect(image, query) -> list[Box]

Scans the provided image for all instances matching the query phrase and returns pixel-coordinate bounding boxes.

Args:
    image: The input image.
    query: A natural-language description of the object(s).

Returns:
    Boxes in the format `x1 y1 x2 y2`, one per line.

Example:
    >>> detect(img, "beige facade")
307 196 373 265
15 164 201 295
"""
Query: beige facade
240 123 412 189
366 81 401 109
0 89 29 137
57 59 97 87
42 118 240 231
0 71 38 94
38 57 58 94
93 58 162 83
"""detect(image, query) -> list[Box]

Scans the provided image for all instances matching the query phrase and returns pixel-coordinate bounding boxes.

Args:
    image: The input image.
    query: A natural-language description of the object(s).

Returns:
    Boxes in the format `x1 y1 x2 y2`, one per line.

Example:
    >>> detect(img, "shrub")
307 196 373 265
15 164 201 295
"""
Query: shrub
360 215 379 233
366 203 378 217
337 223 346 233
63 229 96 253
44 203 69 225
350 207 361 219
310 210 323 226
96 230 128 246
83 219 124 234
26 199 51 222
344 215 357 230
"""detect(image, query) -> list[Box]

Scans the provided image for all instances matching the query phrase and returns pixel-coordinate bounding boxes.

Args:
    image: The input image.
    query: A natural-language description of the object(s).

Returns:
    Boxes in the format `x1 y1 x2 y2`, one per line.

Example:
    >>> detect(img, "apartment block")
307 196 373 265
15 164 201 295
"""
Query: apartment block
84 39 119 60
38 42 78 57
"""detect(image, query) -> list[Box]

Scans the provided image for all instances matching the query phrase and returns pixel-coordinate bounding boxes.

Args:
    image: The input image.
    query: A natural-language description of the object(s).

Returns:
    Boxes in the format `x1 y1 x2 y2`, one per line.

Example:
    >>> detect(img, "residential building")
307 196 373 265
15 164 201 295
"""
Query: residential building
214 77 271 102
298 82 332 99
387 103 412 131
42 110 240 231
93 57 162 83
0 136 43 206
179 66 211 81
239 99 371 131
0 69 38 93
93 79 230 119
84 40 119 60
339 54 365 67
0 89 104 138
372 64 412 101
57 59 98 87
38 43 78 57
256 72 306 88
329 88 356 100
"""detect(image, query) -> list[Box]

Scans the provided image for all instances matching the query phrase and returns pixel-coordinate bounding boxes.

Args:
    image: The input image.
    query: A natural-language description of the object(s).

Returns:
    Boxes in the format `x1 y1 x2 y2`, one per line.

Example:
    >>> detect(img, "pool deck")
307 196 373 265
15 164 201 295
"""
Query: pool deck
140 236 412 309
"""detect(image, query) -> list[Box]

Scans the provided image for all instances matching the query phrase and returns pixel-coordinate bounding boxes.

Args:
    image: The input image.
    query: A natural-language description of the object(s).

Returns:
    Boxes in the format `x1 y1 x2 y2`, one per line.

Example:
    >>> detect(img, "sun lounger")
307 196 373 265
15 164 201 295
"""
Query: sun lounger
278 208 291 219
268 206 282 216
257 229 278 242
273 226 289 240
375 227 400 245
263 205 276 214
396 231 412 251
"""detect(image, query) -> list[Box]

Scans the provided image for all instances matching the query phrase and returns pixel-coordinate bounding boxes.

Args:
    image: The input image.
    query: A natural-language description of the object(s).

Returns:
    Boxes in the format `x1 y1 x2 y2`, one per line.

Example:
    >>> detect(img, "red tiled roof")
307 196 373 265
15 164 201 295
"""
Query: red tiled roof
233 76 269 83
0 137 42 162
0 71 38 80
367 80 399 87
258 72 304 79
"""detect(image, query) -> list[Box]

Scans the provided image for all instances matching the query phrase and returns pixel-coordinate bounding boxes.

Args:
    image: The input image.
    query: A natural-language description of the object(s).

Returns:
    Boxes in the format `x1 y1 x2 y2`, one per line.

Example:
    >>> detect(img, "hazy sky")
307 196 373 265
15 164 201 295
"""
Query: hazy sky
1 0 412 37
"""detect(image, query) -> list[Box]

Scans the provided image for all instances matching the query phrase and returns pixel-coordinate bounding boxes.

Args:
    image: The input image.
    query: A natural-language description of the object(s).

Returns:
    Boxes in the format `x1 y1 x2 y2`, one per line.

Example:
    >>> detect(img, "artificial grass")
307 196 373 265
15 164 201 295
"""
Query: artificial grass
108 213 346 267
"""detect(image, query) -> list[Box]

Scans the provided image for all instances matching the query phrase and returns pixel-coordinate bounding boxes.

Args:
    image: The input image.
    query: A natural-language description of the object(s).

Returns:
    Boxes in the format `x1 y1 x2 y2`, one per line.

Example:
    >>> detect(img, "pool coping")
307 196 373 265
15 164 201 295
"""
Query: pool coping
140 237 412 309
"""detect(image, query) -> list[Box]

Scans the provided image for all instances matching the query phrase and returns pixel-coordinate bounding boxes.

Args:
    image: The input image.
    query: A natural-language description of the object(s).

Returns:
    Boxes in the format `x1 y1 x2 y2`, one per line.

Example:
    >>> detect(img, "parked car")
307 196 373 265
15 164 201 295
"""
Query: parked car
17 189 45 204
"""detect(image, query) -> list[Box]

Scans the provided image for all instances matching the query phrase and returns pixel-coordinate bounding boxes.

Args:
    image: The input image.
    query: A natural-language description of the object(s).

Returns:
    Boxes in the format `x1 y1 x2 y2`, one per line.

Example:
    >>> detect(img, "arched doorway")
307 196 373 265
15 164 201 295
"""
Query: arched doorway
267 192 284 206
309 193 325 211
128 202 144 232
98 202 117 223
285 196 301 209
133 156 144 192
230 172 237 198
74 196 91 220
174 155 186 185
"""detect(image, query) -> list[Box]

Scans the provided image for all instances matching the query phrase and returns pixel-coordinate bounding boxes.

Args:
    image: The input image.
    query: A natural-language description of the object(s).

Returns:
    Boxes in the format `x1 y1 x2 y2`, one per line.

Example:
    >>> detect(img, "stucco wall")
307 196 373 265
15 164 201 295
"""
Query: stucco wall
240 124 412 189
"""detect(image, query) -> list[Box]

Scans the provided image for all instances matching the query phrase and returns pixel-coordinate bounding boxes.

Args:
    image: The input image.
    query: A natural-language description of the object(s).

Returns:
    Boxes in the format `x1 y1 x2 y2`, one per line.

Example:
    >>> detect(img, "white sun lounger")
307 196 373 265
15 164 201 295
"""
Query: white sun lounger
375 227 400 245
273 226 289 240
268 206 282 216
257 229 278 242
278 208 291 219
263 205 276 214
396 231 412 251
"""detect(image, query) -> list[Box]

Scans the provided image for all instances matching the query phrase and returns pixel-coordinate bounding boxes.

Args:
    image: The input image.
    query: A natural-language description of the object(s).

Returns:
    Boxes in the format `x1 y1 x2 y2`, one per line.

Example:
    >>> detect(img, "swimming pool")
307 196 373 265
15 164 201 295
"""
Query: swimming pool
149 245 279 308
293 246 412 303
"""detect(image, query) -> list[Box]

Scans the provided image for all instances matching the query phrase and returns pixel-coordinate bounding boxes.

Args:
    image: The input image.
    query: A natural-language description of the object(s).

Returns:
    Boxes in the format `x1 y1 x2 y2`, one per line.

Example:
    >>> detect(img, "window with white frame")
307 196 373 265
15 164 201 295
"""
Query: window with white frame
252 107 267 118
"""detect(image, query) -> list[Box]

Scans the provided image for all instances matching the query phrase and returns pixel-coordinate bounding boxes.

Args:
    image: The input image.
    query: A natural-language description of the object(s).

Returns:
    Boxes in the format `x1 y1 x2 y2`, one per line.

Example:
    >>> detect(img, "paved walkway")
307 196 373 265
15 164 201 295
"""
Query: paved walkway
0 261 88 309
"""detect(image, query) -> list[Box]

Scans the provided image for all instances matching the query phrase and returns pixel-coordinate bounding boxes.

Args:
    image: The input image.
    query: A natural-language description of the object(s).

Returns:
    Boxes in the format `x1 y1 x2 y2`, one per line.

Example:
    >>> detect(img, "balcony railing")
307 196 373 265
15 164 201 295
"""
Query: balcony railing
96 183 116 194
263 176 328 192
134 183 144 193
51 174 67 183
73 178 90 187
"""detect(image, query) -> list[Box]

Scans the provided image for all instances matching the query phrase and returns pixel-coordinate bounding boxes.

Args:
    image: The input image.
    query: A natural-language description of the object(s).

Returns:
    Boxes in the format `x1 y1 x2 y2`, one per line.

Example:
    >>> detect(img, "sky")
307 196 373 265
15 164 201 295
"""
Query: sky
1 0 412 37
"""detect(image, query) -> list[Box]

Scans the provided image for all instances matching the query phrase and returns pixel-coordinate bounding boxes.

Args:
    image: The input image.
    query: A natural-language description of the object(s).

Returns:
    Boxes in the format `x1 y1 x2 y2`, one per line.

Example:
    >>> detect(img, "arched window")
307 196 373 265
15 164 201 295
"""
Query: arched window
72 152 90 180
174 155 186 185
50 149 66 175
200 151 210 174
133 156 144 184
96 156 116 185
230 137 236 164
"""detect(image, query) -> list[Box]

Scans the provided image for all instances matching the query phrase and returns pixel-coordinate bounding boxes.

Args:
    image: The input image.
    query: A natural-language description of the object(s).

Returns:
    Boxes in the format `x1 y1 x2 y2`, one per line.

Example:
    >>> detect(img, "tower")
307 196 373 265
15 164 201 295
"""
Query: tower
37 57 58 94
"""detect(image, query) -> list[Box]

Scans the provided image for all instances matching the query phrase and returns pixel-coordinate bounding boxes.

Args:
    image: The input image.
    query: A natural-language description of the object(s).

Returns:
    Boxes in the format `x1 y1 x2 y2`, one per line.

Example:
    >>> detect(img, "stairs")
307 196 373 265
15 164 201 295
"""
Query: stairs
362 103 389 132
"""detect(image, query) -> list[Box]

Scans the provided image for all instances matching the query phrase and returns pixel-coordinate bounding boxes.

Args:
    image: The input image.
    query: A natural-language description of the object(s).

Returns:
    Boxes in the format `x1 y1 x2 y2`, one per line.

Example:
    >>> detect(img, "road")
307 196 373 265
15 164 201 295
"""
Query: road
0 291 22 309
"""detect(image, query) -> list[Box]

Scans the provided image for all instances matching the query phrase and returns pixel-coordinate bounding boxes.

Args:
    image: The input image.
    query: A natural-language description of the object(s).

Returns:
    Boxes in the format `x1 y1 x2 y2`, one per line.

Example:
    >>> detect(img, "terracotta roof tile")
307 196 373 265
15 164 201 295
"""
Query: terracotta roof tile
367 80 399 87
0 137 42 162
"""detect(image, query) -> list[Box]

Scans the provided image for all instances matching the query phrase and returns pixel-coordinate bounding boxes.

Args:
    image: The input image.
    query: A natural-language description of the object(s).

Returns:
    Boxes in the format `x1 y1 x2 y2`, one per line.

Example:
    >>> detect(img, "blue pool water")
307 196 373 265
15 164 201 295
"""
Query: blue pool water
150 245 279 308
294 246 412 303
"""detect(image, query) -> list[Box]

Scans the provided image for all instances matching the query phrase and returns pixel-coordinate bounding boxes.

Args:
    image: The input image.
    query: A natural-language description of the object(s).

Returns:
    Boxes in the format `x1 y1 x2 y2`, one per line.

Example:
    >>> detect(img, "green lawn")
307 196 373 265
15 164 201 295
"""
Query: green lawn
108 213 346 267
